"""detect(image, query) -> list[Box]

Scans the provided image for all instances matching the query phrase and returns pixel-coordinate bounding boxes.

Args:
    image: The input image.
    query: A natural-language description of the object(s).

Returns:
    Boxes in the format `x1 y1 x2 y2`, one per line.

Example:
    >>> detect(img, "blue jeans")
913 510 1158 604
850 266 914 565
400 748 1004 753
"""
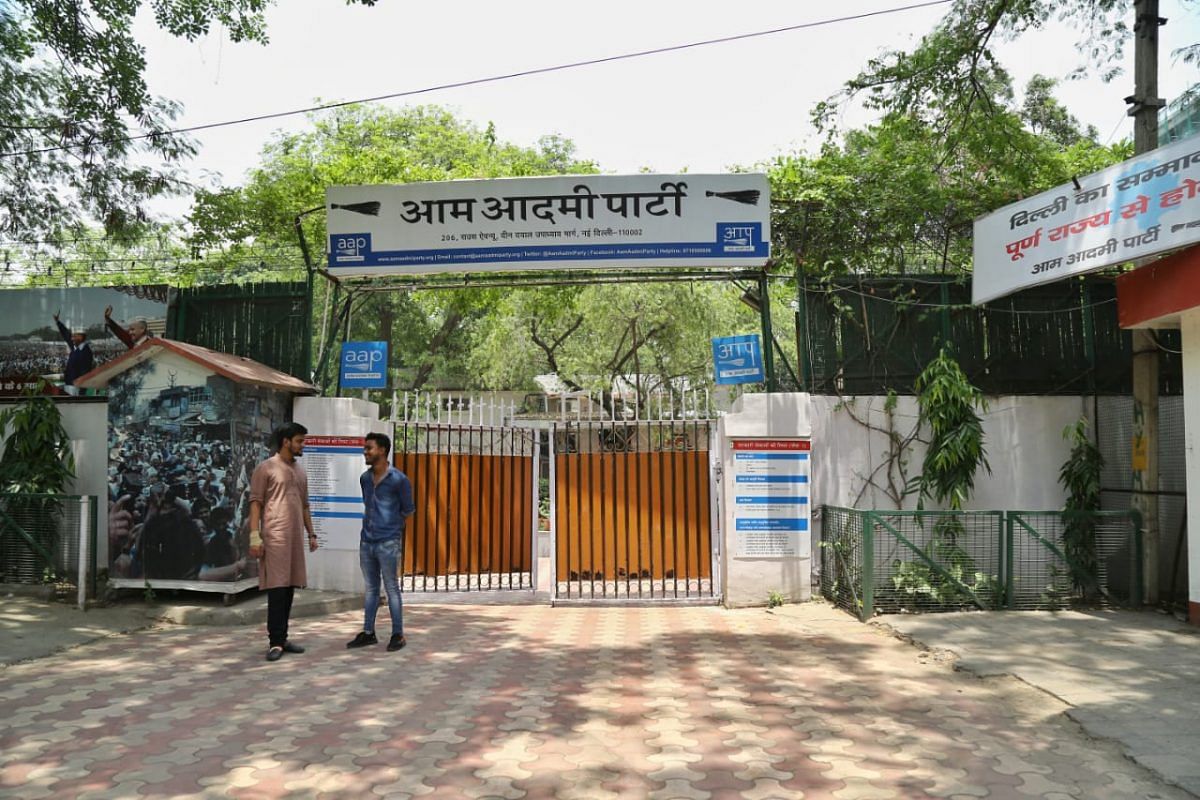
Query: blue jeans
359 537 403 636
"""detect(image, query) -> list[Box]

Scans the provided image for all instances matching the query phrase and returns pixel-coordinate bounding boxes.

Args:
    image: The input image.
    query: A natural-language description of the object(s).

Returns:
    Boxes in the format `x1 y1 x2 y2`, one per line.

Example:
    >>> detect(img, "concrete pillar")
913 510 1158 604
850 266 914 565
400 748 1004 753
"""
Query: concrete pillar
1181 310 1200 625
717 393 813 607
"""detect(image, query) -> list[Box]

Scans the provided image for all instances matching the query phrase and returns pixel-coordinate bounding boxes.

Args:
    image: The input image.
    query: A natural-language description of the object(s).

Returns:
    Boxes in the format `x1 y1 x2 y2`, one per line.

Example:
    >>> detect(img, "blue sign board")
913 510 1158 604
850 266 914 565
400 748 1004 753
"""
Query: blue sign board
340 341 388 390
711 334 764 385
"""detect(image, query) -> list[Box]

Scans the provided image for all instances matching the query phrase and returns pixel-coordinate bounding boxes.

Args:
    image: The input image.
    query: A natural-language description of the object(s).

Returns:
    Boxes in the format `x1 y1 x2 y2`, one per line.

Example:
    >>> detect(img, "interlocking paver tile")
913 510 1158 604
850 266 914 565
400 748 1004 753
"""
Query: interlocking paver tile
1 601 1194 799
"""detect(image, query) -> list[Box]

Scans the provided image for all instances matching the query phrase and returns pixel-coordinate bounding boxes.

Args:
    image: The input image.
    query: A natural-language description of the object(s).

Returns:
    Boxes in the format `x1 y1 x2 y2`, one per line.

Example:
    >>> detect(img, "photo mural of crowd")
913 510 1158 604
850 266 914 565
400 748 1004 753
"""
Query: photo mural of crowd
106 360 290 584
108 431 270 582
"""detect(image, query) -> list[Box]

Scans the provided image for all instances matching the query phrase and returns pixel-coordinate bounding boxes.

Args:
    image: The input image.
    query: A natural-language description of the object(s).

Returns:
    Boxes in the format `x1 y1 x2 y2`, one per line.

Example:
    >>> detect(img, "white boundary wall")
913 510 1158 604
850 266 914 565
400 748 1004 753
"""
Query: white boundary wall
718 393 1093 607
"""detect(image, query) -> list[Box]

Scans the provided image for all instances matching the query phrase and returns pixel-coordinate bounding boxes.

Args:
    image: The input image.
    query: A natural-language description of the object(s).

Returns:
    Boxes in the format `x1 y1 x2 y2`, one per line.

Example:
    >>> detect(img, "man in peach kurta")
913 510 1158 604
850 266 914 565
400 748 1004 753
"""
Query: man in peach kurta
249 422 319 662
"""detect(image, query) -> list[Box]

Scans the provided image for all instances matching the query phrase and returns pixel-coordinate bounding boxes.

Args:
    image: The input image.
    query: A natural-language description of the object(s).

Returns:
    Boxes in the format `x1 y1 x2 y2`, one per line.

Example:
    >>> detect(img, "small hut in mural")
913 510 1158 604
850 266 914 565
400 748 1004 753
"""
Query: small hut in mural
76 340 315 595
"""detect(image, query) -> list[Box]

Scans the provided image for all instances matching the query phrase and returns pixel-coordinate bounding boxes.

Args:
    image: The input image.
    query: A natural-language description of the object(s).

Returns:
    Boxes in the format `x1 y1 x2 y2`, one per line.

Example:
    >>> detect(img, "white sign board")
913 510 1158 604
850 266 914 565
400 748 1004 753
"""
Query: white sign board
304 435 365 551
731 439 811 558
973 135 1200 304
326 173 770 276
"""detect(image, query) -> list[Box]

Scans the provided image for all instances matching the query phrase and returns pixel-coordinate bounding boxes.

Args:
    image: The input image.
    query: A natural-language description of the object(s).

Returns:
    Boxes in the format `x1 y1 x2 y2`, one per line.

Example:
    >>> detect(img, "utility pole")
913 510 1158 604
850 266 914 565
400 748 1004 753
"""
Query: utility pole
1127 0 1167 605
757 271 778 392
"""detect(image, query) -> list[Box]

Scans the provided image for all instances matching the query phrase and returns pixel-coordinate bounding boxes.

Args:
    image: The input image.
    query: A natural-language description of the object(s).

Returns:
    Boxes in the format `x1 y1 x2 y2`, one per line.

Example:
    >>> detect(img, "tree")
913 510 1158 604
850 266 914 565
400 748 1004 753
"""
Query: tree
469 282 757 401
771 4 1136 279
817 1 1197 144
1021 74 1098 146
770 100 1127 278
0 0 375 243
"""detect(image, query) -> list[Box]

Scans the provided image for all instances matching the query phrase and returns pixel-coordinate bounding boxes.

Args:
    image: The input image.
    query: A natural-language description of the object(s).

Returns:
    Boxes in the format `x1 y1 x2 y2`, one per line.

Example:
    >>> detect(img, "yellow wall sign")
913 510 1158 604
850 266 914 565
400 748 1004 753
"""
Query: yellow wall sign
1131 435 1149 472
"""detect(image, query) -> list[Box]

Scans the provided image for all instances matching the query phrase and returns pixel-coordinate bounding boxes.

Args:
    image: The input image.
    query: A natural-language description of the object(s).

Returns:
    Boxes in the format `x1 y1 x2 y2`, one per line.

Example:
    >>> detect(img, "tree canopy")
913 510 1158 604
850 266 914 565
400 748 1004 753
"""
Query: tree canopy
770 72 1128 278
0 0 375 243
817 0 1198 141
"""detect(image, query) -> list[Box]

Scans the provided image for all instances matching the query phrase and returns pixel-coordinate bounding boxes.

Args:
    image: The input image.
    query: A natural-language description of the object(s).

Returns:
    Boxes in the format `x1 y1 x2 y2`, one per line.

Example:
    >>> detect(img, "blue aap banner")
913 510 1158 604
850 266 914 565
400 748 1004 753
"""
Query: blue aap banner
712 334 764 385
340 341 388 389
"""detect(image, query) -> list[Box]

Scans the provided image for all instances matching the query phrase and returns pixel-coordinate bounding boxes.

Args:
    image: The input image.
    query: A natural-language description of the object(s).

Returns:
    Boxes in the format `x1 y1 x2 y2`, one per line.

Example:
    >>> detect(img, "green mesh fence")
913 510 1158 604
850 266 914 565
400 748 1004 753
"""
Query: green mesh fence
0 494 98 599
867 510 1006 615
818 507 865 616
819 507 1142 620
1007 511 1143 610
800 275 1182 396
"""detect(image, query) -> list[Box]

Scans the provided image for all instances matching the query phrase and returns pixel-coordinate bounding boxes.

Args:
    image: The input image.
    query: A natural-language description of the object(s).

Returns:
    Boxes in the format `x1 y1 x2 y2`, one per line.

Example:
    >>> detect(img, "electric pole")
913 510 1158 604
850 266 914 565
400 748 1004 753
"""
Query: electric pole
1128 0 1166 605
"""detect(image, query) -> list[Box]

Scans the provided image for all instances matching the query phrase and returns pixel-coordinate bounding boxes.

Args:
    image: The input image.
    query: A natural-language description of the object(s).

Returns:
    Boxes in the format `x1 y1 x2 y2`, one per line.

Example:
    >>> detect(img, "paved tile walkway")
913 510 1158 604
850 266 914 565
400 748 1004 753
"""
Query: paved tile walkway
0 602 1190 799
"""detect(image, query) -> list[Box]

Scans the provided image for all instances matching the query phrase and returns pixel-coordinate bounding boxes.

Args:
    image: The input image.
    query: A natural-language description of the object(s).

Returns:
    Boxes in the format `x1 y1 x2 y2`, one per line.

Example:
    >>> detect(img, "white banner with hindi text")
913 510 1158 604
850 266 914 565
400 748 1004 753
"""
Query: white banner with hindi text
326 173 770 276
972 135 1200 304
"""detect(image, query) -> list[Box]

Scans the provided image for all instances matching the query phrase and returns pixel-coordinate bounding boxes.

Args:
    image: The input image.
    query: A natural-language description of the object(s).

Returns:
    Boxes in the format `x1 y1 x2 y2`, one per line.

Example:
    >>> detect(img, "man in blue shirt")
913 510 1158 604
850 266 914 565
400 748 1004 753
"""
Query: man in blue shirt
347 432 415 652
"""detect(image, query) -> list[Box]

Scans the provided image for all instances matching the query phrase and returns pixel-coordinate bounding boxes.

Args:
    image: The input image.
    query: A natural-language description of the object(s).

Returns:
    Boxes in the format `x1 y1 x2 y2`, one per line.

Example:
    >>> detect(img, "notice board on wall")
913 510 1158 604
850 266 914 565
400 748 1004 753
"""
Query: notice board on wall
731 439 810 558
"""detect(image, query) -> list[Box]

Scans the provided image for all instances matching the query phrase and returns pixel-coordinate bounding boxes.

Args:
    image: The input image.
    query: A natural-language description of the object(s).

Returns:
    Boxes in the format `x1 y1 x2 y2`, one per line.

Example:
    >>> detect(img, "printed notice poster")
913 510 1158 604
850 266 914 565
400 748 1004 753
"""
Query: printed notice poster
303 435 365 551
731 439 810 558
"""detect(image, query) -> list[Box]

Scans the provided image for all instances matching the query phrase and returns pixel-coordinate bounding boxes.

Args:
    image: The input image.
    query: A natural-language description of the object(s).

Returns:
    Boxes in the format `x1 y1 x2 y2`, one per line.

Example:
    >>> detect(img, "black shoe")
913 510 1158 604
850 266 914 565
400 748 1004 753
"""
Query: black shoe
281 641 305 654
387 634 406 652
347 631 378 649
266 646 284 662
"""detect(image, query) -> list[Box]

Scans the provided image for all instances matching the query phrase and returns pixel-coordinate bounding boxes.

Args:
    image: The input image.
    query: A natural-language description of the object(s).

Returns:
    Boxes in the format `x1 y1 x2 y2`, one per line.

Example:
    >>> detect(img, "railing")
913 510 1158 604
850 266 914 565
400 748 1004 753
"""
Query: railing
819 507 1143 621
0 494 98 608
392 388 720 425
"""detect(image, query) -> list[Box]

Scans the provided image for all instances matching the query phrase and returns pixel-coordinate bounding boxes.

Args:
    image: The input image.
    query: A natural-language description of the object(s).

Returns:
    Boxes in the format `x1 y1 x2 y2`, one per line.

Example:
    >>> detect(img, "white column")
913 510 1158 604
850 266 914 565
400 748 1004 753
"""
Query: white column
1180 310 1200 624
717 392 814 607
78 495 92 610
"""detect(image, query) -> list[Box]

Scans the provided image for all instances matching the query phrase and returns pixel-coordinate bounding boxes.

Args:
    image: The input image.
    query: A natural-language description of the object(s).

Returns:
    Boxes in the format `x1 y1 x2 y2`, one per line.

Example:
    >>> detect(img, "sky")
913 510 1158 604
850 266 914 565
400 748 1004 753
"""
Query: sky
135 0 1200 217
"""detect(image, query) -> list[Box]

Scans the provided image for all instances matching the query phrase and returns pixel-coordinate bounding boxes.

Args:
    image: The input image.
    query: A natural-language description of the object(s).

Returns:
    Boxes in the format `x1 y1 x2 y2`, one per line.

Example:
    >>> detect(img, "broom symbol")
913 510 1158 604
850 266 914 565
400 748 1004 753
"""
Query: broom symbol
705 189 761 206
330 201 382 216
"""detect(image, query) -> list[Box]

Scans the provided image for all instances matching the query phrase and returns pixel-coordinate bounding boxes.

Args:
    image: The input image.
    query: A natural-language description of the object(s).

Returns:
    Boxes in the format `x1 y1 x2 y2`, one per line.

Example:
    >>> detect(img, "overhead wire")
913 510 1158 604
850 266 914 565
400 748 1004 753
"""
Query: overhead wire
0 0 955 159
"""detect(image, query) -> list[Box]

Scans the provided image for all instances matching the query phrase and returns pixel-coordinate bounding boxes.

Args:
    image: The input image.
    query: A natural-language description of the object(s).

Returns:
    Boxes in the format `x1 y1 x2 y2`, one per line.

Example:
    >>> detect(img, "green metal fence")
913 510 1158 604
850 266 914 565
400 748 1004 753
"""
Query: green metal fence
0 494 98 601
167 281 311 380
800 275 1182 396
819 506 1143 621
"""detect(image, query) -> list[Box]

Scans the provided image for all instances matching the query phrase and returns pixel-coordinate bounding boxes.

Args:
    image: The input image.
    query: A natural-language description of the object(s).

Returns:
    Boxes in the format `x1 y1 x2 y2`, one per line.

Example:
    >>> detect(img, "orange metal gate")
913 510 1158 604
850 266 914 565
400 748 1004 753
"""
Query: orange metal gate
394 423 536 591
552 420 717 600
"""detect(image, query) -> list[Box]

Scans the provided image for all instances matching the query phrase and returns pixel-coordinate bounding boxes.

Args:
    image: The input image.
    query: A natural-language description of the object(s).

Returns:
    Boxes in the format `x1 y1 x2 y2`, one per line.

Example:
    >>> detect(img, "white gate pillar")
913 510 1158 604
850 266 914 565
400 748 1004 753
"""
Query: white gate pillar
717 393 814 607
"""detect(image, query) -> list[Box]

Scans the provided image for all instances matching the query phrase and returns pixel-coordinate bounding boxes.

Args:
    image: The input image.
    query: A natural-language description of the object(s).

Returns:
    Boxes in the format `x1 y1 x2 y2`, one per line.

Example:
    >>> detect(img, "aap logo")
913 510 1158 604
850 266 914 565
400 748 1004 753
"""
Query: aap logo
716 223 761 254
343 348 382 372
332 233 372 263
340 341 388 389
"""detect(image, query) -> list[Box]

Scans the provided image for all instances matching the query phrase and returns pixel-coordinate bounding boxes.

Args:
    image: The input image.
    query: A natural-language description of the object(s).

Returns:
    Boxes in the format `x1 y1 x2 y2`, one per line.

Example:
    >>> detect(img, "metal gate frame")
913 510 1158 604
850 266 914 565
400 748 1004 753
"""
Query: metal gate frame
549 418 722 604
393 420 540 593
